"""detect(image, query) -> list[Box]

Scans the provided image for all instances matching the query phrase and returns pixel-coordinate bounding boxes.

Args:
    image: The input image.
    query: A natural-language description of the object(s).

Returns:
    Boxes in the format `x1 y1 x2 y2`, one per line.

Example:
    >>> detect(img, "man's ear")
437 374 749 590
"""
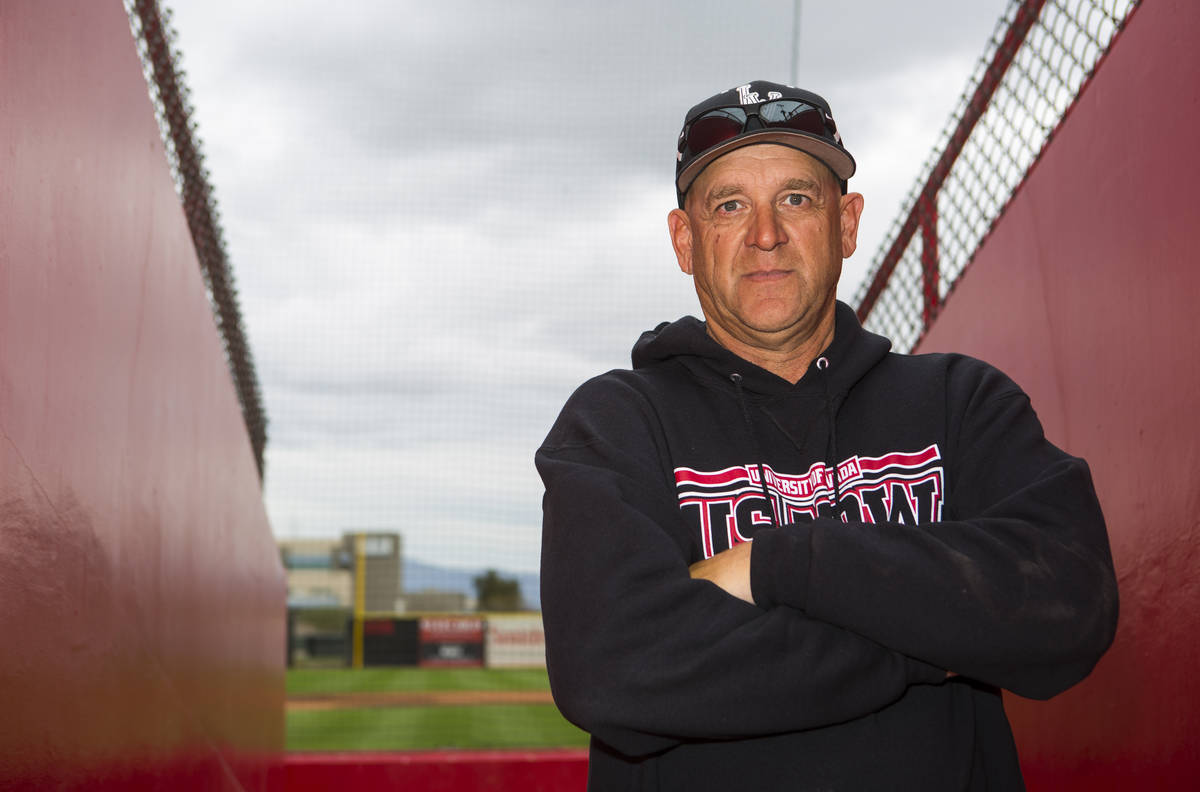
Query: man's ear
839 192 865 258
668 208 694 275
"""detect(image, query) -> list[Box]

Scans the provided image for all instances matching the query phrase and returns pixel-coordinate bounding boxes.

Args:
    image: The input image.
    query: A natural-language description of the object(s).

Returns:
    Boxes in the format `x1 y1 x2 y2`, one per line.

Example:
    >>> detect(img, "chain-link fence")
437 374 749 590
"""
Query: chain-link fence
852 0 1141 352
125 0 267 478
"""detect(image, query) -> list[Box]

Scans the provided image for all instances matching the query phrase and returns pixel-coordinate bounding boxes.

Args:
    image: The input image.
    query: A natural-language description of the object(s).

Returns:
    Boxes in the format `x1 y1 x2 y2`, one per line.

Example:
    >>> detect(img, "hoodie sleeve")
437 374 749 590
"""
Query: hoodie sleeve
537 374 945 757
749 358 1119 700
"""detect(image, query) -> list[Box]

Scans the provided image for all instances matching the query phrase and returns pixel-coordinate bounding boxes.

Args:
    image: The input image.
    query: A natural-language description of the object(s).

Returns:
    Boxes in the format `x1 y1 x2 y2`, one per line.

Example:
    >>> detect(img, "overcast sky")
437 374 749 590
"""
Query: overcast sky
164 0 1013 575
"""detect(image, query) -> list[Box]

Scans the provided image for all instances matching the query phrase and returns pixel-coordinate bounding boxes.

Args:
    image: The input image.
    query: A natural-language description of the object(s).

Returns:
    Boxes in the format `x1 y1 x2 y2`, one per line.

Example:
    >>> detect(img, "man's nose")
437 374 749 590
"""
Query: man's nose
747 204 787 251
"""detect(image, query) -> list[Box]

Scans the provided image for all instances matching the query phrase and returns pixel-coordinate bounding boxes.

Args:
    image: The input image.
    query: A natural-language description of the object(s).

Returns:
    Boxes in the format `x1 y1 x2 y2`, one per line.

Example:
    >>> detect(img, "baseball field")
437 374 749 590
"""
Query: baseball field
286 668 588 751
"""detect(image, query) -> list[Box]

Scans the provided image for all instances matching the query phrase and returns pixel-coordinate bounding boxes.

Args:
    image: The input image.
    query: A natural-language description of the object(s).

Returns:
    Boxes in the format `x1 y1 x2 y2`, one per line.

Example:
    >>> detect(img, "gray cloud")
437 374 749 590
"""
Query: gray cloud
168 0 1011 572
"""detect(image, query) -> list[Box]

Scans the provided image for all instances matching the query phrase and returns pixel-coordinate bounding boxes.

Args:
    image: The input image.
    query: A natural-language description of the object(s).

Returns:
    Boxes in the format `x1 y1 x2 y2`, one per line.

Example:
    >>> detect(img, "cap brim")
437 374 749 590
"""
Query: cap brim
676 130 856 196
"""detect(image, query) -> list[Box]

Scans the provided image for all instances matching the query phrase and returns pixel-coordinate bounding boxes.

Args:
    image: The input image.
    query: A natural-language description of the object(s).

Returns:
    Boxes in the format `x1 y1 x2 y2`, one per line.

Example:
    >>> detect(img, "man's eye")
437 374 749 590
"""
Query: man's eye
785 193 809 206
719 200 740 213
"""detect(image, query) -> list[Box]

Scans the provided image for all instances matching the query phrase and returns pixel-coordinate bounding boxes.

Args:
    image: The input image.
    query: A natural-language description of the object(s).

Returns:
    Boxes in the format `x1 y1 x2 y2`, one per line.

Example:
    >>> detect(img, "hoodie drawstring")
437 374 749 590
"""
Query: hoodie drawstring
730 373 780 531
816 356 843 514
732 358 842 527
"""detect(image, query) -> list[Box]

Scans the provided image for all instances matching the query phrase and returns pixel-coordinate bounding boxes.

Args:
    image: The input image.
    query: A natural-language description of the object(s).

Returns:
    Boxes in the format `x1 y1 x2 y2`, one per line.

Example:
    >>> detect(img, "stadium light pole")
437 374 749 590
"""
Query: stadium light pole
791 0 802 85
352 533 366 669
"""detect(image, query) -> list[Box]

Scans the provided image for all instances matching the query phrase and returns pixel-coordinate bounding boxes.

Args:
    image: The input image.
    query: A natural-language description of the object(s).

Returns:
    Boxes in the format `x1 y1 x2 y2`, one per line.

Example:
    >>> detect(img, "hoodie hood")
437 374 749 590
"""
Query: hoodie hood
631 301 892 399
631 301 894 529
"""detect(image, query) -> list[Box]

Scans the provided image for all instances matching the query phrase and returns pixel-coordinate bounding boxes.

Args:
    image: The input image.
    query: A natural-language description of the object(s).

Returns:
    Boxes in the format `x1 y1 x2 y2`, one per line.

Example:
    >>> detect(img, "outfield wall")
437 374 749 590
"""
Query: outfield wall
914 0 1200 787
0 2 285 789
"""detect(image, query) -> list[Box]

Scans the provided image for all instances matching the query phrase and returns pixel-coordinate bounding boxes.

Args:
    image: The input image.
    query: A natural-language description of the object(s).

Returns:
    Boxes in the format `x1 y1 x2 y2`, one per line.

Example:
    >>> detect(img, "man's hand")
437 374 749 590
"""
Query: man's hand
689 541 754 604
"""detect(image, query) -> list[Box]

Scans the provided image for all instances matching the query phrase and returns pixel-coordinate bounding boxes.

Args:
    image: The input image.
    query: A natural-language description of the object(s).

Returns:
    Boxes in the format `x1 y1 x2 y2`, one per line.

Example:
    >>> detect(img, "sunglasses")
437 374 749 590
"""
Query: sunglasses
682 100 837 157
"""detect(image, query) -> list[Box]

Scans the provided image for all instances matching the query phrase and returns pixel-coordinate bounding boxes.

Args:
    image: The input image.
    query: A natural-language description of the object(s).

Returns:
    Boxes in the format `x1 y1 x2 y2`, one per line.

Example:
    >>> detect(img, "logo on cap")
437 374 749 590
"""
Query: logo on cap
735 84 783 106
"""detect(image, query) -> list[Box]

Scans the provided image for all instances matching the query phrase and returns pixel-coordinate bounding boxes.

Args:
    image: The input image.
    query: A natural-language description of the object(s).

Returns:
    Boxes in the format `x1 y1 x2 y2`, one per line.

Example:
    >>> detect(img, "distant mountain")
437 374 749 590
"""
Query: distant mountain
403 558 541 610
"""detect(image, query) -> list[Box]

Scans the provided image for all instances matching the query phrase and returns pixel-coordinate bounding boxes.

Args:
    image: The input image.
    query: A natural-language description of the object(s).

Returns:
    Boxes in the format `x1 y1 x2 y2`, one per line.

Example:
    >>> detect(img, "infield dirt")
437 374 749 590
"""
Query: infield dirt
288 690 555 711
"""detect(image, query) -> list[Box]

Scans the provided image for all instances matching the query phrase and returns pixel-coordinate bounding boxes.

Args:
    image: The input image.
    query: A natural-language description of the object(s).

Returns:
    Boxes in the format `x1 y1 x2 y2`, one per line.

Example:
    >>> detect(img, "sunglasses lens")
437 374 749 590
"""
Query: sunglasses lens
686 108 747 154
759 101 828 137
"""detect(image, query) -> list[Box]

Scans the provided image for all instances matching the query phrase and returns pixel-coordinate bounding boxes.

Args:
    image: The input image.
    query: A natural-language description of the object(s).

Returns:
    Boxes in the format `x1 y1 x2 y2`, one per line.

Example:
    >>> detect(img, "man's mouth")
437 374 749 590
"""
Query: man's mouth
743 270 791 283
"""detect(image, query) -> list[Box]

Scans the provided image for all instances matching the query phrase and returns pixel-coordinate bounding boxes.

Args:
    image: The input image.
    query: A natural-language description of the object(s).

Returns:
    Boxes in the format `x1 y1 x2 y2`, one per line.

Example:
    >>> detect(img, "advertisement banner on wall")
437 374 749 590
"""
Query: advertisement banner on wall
485 614 546 668
418 616 484 667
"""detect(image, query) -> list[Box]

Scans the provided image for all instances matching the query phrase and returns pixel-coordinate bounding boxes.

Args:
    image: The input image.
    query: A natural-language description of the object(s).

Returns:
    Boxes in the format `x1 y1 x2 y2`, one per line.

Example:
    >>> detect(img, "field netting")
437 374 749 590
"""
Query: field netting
125 0 1139 753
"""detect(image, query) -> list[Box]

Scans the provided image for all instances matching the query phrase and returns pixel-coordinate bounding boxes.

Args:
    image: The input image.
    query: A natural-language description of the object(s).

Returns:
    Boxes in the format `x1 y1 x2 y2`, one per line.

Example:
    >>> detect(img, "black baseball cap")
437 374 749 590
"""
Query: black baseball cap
675 81 856 206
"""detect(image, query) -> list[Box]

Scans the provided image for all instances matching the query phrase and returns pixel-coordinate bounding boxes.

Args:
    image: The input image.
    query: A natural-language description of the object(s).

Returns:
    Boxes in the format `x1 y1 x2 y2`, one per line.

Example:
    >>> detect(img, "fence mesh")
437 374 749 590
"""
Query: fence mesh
124 0 268 478
852 0 1141 351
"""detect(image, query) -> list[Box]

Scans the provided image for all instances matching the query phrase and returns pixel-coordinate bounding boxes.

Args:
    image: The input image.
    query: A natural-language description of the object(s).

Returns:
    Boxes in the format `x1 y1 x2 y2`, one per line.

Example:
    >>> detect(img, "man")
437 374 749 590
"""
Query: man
537 80 1118 791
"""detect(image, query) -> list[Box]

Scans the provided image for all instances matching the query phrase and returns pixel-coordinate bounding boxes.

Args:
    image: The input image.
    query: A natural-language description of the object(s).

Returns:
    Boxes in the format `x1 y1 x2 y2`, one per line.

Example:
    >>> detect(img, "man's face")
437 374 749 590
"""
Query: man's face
668 144 864 356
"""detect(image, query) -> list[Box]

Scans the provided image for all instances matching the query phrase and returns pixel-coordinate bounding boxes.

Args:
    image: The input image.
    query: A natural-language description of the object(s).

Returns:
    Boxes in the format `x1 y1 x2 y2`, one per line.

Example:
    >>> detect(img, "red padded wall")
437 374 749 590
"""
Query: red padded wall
915 0 1200 787
277 750 589 792
0 2 285 789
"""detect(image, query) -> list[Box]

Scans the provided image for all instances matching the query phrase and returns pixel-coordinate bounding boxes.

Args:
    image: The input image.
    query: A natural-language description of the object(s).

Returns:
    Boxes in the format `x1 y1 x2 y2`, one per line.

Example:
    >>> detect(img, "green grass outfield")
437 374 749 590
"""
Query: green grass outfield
288 666 555 695
286 667 589 752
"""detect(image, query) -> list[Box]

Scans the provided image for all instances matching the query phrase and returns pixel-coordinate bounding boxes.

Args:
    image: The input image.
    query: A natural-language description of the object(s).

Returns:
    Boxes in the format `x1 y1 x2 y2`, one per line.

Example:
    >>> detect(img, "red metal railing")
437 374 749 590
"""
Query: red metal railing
857 0 1047 327
852 0 1141 351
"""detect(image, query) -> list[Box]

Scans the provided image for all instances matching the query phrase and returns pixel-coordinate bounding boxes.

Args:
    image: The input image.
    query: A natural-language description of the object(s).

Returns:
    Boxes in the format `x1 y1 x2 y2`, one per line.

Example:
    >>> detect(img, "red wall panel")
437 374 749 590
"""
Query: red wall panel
0 2 285 789
278 750 589 792
915 0 1200 787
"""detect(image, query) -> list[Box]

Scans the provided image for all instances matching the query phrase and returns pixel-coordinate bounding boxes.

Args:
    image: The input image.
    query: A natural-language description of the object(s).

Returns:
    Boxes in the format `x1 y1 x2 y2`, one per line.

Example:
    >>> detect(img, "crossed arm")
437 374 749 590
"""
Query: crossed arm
538 370 1118 755
691 543 962 678
687 386 1117 696
537 378 947 756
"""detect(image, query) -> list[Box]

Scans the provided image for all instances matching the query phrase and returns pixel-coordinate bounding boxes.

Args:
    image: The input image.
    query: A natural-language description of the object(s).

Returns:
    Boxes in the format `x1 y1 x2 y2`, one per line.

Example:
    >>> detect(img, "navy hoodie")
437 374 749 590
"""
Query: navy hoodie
537 302 1118 791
